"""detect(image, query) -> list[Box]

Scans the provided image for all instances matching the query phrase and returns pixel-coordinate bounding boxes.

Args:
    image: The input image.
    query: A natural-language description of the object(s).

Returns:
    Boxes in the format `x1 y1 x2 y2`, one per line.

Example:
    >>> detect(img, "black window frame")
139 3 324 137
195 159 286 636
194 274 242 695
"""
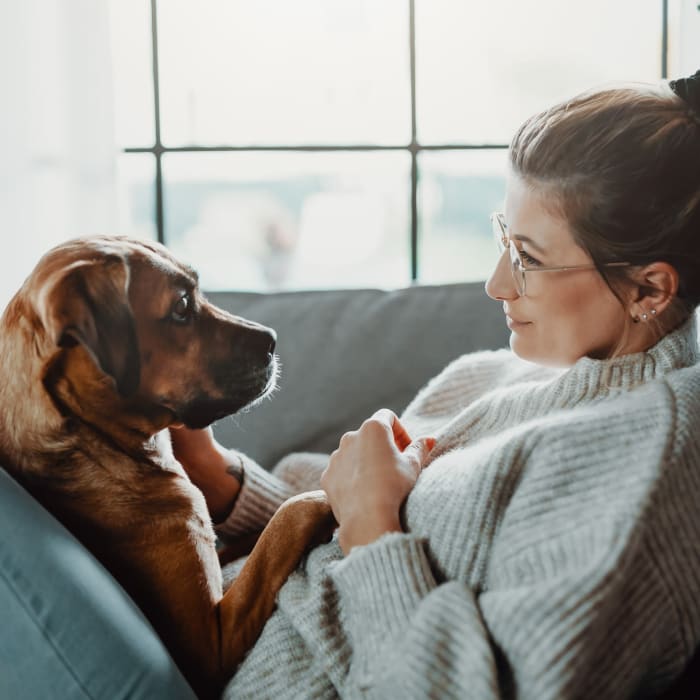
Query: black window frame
124 0 670 283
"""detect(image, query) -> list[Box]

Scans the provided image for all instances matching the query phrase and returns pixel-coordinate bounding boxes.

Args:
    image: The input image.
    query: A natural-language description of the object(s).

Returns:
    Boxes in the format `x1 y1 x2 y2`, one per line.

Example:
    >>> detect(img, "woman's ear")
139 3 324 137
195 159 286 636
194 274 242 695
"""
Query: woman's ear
630 262 679 318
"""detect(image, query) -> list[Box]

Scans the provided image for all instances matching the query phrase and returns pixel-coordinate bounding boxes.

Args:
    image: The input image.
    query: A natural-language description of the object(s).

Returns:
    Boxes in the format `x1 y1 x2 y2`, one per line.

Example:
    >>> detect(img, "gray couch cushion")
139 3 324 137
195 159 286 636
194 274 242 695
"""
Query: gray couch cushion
208 282 509 468
0 468 197 700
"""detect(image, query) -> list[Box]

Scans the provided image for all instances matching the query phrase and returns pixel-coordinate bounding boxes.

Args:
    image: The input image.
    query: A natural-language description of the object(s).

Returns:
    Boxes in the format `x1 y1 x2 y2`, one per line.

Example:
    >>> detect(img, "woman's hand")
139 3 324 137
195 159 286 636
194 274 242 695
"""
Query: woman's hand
169 426 242 523
320 409 435 555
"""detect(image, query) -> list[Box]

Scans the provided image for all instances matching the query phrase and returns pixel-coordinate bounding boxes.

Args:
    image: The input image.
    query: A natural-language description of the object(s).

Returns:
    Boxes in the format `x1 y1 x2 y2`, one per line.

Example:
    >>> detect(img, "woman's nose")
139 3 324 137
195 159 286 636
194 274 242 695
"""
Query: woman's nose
485 248 519 301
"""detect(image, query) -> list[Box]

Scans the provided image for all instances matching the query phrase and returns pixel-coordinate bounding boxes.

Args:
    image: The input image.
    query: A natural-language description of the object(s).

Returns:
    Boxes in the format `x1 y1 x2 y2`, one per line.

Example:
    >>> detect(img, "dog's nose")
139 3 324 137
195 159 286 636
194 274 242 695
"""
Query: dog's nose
251 326 276 361
265 331 276 360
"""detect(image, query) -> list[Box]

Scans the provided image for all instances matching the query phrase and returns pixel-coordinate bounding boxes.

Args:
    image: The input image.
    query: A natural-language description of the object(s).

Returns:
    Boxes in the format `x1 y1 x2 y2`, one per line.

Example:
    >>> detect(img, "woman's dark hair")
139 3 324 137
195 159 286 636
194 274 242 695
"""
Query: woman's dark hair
509 72 700 325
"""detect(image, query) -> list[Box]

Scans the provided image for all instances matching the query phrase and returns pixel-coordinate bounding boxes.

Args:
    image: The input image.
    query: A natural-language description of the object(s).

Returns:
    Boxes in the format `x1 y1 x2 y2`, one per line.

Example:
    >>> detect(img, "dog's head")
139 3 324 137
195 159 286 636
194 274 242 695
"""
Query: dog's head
2 235 278 443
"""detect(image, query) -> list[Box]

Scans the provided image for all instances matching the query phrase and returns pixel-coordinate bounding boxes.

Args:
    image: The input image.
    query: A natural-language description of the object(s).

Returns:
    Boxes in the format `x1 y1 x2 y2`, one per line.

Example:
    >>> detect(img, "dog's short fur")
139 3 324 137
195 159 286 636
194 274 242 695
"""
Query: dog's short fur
0 236 335 698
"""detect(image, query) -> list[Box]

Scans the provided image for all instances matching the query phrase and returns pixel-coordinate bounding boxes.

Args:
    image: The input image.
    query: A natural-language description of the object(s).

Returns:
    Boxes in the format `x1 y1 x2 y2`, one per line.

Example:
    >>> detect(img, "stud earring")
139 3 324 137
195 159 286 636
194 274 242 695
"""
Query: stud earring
650 309 657 316
641 313 648 321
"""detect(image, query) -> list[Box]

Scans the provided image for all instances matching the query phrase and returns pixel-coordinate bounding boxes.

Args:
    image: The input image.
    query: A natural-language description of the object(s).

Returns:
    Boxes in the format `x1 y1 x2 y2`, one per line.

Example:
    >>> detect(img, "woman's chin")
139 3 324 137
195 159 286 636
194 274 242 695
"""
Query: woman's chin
510 334 579 368
509 331 530 359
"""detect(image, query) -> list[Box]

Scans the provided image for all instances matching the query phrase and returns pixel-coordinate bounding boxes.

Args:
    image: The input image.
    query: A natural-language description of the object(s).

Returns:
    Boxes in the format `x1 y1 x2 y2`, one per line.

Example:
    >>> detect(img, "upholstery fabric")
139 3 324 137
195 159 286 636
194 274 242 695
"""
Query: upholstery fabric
0 467 196 699
208 283 509 467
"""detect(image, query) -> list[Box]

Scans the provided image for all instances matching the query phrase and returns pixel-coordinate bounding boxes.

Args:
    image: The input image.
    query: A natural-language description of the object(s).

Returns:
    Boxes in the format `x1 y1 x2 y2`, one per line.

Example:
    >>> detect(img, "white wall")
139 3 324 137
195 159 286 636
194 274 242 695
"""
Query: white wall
0 0 118 312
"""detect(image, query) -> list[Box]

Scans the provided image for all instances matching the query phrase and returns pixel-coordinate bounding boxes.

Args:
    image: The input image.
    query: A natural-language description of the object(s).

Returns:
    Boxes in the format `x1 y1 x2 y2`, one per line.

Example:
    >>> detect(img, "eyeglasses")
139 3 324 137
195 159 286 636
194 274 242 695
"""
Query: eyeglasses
490 212 631 296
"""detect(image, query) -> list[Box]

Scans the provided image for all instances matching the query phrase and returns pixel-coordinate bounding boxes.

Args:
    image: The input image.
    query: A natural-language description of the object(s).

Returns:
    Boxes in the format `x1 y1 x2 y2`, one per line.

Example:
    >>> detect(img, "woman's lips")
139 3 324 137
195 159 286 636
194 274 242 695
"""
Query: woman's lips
506 314 532 329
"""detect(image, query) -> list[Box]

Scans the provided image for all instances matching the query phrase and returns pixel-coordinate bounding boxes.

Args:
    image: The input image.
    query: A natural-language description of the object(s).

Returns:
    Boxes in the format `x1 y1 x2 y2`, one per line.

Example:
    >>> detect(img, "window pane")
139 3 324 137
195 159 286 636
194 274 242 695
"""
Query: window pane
116 154 157 241
667 0 700 77
157 0 410 146
162 152 410 291
418 149 508 284
416 0 663 144
108 0 155 147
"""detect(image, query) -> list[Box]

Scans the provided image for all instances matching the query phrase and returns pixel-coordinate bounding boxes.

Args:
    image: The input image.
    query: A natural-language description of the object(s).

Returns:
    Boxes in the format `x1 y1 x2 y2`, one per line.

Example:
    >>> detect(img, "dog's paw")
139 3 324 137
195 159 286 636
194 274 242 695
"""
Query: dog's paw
308 513 338 549
275 490 337 547
282 489 329 507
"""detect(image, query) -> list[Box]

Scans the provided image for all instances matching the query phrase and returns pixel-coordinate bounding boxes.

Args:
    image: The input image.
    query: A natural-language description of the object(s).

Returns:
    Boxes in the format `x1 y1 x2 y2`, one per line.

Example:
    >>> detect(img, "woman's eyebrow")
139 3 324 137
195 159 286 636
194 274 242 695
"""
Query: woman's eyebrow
513 234 547 256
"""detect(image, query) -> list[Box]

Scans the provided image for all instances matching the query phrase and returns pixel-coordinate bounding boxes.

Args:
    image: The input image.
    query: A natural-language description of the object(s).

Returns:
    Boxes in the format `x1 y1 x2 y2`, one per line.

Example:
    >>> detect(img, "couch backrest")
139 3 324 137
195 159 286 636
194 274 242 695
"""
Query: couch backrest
207 282 509 468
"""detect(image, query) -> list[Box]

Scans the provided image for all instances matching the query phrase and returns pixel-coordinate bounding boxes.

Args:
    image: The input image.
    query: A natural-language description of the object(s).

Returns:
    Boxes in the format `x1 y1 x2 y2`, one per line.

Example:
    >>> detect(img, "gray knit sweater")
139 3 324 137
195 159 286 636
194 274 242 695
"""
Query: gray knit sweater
217 317 700 700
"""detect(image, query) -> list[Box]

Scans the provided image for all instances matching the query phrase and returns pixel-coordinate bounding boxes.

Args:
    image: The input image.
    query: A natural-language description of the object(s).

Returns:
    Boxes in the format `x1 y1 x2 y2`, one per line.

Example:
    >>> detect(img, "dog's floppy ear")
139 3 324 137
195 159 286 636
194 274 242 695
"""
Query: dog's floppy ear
44 255 140 397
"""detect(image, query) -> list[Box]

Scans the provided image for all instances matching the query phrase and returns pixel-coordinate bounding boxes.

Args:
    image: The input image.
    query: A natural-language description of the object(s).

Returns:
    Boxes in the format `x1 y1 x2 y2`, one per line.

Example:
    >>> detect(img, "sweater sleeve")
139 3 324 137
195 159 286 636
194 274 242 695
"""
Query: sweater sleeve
214 450 328 539
214 451 296 538
329 527 685 700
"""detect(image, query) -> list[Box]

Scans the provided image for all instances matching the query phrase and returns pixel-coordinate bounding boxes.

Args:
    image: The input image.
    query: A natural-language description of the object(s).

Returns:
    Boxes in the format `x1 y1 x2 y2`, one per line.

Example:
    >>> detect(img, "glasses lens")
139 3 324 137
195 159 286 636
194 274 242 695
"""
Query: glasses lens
509 242 525 296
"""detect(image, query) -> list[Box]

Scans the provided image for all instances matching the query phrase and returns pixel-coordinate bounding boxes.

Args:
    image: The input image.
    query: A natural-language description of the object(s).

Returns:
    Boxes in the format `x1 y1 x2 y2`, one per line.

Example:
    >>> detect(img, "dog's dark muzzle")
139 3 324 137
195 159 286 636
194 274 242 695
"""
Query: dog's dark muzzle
178 368 276 428
178 321 278 429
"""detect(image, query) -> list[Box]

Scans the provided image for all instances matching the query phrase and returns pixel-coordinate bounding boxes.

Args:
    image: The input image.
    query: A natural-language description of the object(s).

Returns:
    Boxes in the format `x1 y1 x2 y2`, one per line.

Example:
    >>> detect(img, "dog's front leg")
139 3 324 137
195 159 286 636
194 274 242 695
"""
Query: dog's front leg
128 490 335 699
216 530 261 567
217 490 337 672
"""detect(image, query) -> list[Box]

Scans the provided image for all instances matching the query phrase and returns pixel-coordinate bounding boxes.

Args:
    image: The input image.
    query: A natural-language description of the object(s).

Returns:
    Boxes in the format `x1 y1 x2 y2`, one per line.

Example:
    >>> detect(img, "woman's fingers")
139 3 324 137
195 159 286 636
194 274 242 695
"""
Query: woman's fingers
392 424 412 451
403 437 437 472
366 408 413 451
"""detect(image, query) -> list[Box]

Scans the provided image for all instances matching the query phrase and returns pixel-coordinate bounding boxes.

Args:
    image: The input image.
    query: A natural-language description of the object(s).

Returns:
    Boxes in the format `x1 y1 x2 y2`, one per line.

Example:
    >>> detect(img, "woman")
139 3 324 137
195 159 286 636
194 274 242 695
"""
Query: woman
172 70 700 699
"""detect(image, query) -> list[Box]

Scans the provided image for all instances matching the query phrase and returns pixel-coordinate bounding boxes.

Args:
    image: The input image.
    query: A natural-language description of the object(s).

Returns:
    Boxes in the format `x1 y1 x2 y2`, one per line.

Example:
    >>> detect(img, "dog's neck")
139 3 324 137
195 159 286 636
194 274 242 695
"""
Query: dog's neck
0 318 169 474
44 341 180 453
0 256 152 467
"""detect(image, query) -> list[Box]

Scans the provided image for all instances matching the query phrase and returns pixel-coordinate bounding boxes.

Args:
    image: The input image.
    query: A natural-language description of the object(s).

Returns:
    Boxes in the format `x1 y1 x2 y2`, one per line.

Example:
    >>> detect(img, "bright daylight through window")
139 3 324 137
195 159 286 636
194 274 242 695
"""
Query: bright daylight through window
109 0 669 292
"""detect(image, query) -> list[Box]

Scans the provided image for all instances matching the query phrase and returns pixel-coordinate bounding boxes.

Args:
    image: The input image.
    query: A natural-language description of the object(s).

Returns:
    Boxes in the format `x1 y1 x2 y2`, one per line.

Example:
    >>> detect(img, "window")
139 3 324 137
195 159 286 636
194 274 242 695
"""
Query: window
109 0 673 291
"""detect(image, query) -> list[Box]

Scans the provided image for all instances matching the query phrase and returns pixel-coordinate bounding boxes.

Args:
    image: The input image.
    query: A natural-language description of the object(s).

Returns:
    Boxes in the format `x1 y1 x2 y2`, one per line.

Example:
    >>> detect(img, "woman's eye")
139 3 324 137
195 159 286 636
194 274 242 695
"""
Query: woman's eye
519 249 541 267
171 294 192 323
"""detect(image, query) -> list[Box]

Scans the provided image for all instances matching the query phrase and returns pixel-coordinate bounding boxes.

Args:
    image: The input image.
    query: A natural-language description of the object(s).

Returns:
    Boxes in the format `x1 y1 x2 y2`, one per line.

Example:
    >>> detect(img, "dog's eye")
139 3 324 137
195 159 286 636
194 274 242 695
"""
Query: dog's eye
170 293 192 324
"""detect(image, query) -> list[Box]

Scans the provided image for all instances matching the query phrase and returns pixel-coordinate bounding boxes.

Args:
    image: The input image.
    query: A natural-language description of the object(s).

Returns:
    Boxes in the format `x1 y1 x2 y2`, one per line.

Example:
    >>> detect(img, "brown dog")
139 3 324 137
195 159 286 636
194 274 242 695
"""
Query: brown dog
0 235 335 698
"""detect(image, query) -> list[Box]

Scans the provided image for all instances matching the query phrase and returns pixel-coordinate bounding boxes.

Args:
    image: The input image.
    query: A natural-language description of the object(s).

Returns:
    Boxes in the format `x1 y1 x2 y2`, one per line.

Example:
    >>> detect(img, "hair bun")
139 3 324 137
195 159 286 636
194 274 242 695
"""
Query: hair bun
669 69 700 112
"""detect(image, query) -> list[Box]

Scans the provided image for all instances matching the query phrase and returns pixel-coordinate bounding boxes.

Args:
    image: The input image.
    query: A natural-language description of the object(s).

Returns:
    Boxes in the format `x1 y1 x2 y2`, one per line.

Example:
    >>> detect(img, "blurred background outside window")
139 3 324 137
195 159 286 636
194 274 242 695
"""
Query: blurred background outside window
1 0 699 308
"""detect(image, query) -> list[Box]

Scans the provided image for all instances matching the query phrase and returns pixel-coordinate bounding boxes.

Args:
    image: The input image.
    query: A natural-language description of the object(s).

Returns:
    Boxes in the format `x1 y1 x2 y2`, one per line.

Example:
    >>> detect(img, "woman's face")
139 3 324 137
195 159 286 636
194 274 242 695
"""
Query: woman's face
485 173 631 367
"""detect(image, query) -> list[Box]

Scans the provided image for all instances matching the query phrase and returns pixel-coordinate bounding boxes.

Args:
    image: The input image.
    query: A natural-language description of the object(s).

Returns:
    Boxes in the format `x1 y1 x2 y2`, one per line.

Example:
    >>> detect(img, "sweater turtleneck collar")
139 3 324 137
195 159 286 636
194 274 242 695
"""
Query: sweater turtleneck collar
561 314 699 397
413 314 699 458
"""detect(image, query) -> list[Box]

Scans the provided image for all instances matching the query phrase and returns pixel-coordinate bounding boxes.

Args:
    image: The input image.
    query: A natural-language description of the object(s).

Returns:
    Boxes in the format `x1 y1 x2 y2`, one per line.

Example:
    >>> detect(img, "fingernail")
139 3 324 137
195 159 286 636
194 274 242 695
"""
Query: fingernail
426 437 436 451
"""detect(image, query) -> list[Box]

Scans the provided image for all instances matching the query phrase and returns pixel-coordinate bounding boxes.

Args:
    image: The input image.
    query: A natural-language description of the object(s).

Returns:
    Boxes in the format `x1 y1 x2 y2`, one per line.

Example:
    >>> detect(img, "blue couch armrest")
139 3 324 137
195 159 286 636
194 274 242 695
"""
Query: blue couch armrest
0 467 196 700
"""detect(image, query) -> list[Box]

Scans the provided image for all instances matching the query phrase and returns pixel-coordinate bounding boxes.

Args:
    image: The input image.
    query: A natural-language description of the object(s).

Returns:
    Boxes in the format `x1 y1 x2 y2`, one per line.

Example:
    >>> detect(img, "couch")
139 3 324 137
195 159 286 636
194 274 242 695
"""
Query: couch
1 281 698 699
